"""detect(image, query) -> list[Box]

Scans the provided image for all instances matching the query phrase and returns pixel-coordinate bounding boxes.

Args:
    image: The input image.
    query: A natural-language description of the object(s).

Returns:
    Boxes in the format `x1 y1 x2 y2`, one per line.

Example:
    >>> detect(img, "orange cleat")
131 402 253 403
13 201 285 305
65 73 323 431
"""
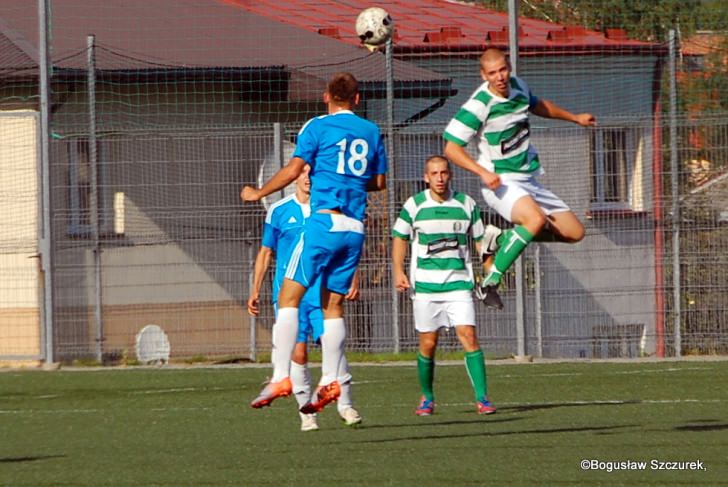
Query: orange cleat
299 381 341 414
250 377 292 409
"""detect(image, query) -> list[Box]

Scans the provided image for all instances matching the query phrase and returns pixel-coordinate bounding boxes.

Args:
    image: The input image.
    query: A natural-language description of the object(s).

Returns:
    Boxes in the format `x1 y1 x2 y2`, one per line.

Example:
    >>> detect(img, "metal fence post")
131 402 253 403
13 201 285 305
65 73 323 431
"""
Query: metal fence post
38 0 55 365
247 239 257 362
87 34 104 363
534 244 543 358
668 29 681 357
273 123 284 200
385 37 400 353
509 0 530 360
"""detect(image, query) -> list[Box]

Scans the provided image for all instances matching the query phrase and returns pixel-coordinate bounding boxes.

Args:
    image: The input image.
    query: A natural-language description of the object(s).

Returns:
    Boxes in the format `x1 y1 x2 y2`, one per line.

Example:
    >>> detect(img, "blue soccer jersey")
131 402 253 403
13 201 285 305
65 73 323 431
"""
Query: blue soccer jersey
261 194 319 306
292 110 388 221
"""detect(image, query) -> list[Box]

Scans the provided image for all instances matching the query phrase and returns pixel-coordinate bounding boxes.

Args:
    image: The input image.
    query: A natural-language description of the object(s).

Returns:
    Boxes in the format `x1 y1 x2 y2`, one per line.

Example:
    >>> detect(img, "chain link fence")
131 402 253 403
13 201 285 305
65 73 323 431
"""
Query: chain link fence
0 0 726 362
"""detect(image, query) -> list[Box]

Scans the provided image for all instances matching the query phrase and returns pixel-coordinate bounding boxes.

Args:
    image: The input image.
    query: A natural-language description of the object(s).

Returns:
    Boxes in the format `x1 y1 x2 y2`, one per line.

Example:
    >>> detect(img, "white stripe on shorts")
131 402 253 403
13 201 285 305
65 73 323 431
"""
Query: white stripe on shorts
285 233 305 281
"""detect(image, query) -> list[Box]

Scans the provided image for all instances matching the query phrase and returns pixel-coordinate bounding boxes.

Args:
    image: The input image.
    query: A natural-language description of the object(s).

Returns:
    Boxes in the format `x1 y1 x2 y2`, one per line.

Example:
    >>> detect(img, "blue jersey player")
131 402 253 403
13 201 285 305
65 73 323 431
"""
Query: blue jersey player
247 166 362 429
242 72 387 415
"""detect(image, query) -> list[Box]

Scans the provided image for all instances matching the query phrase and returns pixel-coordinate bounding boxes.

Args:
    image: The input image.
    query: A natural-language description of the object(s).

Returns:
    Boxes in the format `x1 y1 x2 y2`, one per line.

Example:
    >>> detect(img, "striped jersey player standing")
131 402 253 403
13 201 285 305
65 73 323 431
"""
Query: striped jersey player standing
444 48 596 309
392 155 499 416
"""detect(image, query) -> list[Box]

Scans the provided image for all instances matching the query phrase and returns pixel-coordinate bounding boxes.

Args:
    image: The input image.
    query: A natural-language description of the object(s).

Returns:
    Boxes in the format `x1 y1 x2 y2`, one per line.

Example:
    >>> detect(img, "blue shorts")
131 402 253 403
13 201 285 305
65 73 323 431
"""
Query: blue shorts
285 213 365 295
274 292 323 344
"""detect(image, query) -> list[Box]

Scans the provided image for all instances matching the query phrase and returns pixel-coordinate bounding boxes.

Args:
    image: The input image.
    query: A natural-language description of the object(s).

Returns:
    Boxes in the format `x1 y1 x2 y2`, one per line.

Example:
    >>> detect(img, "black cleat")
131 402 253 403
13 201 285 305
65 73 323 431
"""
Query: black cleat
476 284 504 310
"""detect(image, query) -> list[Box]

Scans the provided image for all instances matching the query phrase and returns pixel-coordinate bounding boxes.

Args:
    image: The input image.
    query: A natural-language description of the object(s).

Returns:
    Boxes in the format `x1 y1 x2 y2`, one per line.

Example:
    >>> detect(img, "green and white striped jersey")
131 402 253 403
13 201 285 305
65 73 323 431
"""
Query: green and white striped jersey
444 76 542 176
392 189 484 301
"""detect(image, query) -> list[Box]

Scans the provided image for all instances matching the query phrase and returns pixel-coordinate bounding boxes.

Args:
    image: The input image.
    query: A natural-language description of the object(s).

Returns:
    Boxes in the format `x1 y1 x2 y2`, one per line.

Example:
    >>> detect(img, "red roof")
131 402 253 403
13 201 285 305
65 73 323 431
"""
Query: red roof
682 31 726 57
0 0 454 99
224 0 659 55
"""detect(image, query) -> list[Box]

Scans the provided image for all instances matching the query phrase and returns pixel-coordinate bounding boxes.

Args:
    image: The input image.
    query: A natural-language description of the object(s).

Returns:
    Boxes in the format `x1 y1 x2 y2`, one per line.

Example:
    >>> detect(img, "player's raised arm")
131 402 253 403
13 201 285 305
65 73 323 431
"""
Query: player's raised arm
444 141 501 190
241 156 307 202
530 99 596 127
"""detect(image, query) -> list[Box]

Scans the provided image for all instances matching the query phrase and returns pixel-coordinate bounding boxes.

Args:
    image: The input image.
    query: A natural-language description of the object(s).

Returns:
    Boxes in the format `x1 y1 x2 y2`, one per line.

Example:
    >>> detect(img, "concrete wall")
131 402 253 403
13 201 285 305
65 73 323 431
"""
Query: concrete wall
0 111 41 362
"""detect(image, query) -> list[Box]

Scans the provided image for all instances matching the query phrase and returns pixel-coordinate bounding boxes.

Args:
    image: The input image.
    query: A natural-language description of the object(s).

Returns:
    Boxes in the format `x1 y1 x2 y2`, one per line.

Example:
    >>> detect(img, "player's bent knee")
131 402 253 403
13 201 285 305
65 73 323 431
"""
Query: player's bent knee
563 223 585 243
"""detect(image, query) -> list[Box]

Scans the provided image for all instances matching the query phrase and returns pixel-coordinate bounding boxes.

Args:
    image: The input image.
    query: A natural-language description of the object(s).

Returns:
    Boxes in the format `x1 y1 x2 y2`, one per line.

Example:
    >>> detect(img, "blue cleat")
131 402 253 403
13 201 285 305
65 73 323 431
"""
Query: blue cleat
415 396 435 416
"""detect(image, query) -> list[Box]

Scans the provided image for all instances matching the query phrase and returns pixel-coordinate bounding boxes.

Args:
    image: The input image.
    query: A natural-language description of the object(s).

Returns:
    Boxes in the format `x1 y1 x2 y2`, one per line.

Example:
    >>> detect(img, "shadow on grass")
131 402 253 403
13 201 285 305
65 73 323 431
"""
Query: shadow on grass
354 424 639 444
362 416 524 430
674 423 728 432
500 399 641 413
0 454 66 463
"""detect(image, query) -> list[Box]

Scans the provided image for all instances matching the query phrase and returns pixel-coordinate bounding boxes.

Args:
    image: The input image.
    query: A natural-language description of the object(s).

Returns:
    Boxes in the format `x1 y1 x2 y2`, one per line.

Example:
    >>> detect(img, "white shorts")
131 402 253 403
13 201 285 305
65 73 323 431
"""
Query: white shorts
481 174 570 222
413 299 476 333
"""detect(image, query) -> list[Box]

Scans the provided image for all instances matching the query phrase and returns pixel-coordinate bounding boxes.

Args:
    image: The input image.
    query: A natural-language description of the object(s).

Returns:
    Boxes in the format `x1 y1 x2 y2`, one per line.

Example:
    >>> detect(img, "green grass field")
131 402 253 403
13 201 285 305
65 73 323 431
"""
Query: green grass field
2 360 727 486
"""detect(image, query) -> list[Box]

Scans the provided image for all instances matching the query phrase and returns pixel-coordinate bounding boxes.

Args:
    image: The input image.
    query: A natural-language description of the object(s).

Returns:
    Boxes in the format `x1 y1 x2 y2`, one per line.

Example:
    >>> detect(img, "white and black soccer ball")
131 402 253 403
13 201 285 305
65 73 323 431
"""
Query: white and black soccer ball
355 7 394 47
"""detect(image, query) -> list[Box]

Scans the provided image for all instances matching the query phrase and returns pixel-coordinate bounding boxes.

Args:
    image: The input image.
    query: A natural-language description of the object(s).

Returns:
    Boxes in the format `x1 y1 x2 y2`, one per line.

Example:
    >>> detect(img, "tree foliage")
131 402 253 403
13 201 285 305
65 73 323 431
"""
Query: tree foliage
477 0 727 42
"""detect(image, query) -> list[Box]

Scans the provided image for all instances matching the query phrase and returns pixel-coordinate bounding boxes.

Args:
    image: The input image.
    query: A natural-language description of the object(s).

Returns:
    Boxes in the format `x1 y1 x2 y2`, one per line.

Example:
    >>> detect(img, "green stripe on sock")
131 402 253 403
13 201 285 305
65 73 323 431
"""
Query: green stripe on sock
485 225 534 286
417 351 435 401
464 349 487 401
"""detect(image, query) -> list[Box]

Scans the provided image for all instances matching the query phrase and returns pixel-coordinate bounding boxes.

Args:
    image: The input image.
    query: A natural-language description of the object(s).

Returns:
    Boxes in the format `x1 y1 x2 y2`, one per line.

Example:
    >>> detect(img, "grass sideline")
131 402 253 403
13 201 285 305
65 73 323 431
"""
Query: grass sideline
60 350 507 368
1 361 726 486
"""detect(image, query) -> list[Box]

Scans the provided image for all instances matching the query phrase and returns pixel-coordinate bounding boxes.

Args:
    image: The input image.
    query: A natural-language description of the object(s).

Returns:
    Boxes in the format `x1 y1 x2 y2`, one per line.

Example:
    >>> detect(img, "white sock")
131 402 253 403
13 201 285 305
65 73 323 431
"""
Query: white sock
319 318 346 386
290 360 312 408
337 355 354 412
270 307 299 382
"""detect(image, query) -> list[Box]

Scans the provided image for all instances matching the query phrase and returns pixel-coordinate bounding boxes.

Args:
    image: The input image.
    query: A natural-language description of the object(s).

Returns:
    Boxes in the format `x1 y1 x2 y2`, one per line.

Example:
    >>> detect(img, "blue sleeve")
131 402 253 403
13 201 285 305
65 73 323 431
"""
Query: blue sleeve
529 91 539 109
520 77 539 109
261 222 278 250
292 119 318 166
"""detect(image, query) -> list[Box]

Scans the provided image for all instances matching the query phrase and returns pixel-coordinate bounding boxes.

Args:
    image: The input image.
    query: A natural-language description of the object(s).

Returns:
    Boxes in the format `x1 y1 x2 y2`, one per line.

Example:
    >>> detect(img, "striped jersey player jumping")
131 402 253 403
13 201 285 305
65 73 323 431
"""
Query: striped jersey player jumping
444 48 596 309
392 155 498 416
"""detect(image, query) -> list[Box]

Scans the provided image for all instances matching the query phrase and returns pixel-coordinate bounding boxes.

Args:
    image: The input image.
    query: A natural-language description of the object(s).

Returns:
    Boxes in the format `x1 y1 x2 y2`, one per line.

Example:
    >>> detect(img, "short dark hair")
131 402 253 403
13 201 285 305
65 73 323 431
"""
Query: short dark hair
424 155 449 171
327 72 359 103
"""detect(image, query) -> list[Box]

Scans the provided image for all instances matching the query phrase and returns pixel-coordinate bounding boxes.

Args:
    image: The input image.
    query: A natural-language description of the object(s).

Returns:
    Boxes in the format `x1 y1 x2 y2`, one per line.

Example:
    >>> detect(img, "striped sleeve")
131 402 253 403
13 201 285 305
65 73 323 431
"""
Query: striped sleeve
392 198 415 240
443 87 491 146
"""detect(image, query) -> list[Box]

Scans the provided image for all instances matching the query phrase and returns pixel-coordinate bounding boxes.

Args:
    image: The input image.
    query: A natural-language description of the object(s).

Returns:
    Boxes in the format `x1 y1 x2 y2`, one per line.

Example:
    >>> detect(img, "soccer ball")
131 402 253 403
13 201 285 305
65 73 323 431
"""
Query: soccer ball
355 7 394 47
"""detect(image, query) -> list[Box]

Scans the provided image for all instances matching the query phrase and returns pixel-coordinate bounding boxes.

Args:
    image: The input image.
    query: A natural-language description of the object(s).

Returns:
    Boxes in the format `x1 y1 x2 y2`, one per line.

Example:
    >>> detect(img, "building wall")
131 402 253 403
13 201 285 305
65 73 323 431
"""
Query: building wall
0 111 41 361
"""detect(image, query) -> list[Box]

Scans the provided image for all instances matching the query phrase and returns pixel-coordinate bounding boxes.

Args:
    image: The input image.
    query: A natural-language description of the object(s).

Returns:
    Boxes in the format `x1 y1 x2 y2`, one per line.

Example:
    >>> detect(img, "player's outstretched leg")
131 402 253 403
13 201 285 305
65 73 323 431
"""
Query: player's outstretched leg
477 226 535 309
250 308 299 408
300 381 341 414
337 356 362 426
300 318 345 413
250 376 292 409
291 360 318 431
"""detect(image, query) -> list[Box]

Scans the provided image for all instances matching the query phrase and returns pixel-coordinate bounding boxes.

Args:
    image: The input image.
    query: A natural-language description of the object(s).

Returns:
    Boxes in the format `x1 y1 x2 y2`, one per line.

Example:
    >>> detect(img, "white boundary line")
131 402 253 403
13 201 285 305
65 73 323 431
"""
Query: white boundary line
1 398 724 415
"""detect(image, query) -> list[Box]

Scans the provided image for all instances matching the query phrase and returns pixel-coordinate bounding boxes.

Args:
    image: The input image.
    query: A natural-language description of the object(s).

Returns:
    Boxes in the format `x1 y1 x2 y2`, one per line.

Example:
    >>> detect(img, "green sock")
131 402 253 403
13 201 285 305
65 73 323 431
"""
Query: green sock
483 226 535 286
417 351 435 401
464 349 488 401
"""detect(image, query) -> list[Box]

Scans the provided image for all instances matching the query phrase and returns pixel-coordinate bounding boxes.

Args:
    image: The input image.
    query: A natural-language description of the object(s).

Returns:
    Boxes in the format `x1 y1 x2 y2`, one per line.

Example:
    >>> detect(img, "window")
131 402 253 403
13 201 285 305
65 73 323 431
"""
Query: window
683 55 704 73
590 128 635 211
67 138 112 237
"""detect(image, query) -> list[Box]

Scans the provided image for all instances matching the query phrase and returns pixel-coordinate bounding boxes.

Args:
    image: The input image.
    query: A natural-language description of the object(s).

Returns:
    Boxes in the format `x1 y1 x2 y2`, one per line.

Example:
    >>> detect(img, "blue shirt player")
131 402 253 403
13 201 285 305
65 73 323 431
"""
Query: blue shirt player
243 72 387 415
247 166 362 429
